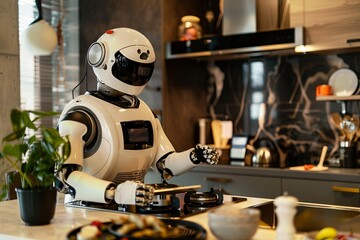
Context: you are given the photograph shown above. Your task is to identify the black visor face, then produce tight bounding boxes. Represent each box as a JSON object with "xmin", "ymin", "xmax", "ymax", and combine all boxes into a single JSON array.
[{"xmin": 112, "ymin": 51, "xmax": 154, "ymax": 86}]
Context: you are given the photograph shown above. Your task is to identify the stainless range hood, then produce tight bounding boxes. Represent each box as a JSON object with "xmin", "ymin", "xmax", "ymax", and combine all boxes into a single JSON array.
[
  {"xmin": 166, "ymin": 0, "xmax": 303, "ymax": 60},
  {"xmin": 166, "ymin": 27, "xmax": 303, "ymax": 59}
]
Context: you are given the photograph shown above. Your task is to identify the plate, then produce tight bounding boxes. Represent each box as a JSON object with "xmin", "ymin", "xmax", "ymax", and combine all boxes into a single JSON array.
[
  {"xmin": 289, "ymin": 166, "xmax": 328, "ymax": 171},
  {"xmin": 108, "ymin": 219, "xmax": 207, "ymax": 240},
  {"xmin": 67, "ymin": 219, "xmax": 207, "ymax": 240},
  {"xmin": 328, "ymin": 68, "xmax": 359, "ymax": 96},
  {"xmin": 303, "ymin": 231, "xmax": 360, "ymax": 240},
  {"xmin": 67, "ymin": 221, "xmax": 113, "ymax": 240}
]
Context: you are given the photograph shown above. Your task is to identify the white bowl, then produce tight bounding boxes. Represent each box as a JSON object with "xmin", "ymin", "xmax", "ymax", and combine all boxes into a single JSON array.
[{"xmin": 208, "ymin": 205, "xmax": 260, "ymax": 240}]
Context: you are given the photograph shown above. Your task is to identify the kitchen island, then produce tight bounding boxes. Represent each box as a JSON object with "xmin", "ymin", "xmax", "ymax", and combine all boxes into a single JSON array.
[{"xmin": 0, "ymin": 193, "xmax": 307, "ymax": 240}]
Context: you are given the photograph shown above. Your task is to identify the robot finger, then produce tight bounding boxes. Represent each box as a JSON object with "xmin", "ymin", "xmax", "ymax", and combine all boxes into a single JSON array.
[
  {"xmin": 136, "ymin": 189, "xmax": 147, "ymax": 197},
  {"xmin": 208, "ymin": 154, "xmax": 219, "ymax": 164},
  {"xmin": 136, "ymin": 182, "xmax": 151, "ymax": 190},
  {"xmin": 145, "ymin": 185, "xmax": 155, "ymax": 193},
  {"xmin": 136, "ymin": 183, "xmax": 155, "ymax": 192},
  {"xmin": 135, "ymin": 196, "xmax": 151, "ymax": 206},
  {"xmin": 145, "ymin": 191, "xmax": 154, "ymax": 200}
]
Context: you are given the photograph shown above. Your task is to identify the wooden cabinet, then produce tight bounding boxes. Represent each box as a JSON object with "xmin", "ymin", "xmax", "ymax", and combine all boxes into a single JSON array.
[
  {"xmin": 290, "ymin": 0, "xmax": 360, "ymax": 52},
  {"xmin": 282, "ymin": 178, "xmax": 360, "ymax": 207}
]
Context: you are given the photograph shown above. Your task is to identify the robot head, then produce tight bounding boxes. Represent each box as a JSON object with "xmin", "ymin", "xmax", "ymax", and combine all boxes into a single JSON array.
[{"xmin": 87, "ymin": 28, "xmax": 155, "ymax": 96}]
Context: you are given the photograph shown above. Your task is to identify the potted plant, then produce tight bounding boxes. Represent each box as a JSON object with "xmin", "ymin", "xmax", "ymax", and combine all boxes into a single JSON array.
[{"xmin": 0, "ymin": 109, "xmax": 70, "ymax": 225}]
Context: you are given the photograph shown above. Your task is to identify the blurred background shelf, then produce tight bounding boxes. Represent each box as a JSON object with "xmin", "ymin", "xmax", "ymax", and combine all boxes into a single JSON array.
[{"xmin": 316, "ymin": 95, "xmax": 360, "ymax": 101}]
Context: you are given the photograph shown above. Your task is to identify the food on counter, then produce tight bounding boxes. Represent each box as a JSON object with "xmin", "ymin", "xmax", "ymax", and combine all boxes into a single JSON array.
[
  {"xmin": 304, "ymin": 164, "xmax": 314, "ymax": 170},
  {"xmin": 69, "ymin": 214, "xmax": 206, "ymax": 239},
  {"xmin": 112, "ymin": 214, "xmax": 179, "ymax": 238},
  {"xmin": 74, "ymin": 220, "xmax": 110, "ymax": 240},
  {"xmin": 76, "ymin": 224, "xmax": 101, "ymax": 240},
  {"xmin": 311, "ymin": 227, "xmax": 360, "ymax": 240},
  {"xmin": 316, "ymin": 227, "xmax": 337, "ymax": 240}
]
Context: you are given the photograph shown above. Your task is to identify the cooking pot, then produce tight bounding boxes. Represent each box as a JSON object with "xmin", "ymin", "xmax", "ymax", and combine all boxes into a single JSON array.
[
  {"xmin": 246, "ymin": 138, "xmax": 279, "ymax": 167},
  {"xmin": 184, "ymin": 188, "xmax": 223, "ymax": 214}
]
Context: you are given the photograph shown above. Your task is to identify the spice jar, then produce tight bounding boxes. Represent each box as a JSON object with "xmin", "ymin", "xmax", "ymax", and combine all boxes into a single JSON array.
[
  {"xmin": 274, "ymin": 193, "xmax": 298, "ymax": 240},
  {"xmin": 178, "ymin": 15, "xmax": 202, "ymax": 41}
]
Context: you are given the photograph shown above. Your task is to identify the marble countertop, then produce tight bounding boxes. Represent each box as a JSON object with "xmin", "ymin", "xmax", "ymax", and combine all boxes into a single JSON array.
[{"xmin": 0, "ymin": 193, "xmax": 307, "ymax": 240}]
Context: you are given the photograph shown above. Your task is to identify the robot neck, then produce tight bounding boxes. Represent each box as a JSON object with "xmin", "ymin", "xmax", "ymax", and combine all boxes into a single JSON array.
[
  {"xmin": 93, "ymin": 82, "xmax": 140, "ymax": 108},
  {"xmin": 97, "ymin": 81, "xmax": 125, "ymax": 98}
]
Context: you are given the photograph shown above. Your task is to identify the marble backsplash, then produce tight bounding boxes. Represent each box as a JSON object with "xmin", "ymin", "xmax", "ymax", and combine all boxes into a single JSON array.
[{"xmin": 210, "ymin": 52, "xmax": 360, "ymax": 167}]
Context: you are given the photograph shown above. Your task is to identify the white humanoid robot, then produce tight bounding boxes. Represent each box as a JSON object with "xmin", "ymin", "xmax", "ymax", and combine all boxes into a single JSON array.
[{"xmin": 56, "ymin": 28, "xmax": 219, "ymax": 207}]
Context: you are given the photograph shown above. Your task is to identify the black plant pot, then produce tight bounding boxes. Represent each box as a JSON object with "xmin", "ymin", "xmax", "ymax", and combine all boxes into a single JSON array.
[{"xmin": 16, "ymin": 187, "xmax": 57, "ymax": 226}]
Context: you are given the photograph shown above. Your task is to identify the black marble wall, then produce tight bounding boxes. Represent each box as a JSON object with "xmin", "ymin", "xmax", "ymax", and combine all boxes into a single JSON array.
[{"xmin": 207, "ymin": 52, "xmax": 360, "ymax": 167}]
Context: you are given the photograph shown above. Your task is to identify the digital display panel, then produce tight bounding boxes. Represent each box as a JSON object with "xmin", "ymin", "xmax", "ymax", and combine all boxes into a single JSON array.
[
  {"xmin": 121, "ymin": 121, "xmax": 153, "ymax": 150},
  {"xmin": 127, "ymin": 128, "xmax": 149, "ymax": 143},
  {"xmin": 230, "ymin": 135, "xmax": 248, "ymax": 160}
]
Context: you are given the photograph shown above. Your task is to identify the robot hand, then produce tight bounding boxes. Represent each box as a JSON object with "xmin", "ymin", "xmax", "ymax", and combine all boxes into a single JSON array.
[
  {"xmin": 113, "ymin": 181, "xmax": 155, "ymax": 206},
  {"xmin": 190, "ymin": 144, "xmax": 220, "ymax": 165}
]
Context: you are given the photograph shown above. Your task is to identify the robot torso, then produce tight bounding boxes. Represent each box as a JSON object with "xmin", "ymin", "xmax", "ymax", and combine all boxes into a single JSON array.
[{"xmin": 60, "ymin": 92, "xmax": 159, "ymax": 184}]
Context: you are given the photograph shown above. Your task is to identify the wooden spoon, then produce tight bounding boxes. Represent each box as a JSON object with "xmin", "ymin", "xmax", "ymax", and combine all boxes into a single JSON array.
[{"xmin": 312, "ymin": 145, "xmax": 328, "ymax": 171}]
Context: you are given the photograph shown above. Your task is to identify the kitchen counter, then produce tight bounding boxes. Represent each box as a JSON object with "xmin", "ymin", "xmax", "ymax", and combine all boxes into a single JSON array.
[
  {"xmin": 0, "ymin": 193, "xmax": 307, "ymax": 240},
  {"xmin": 190, "ymin": 164, "xmax": 360, "ymax": 183},
  {"xmin": 145, "ymin": 165, "xmax": 360, "ymax": 210}
]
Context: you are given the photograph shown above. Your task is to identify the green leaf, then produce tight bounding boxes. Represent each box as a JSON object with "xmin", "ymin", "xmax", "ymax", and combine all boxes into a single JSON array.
[
  {"xmin": 1, "ymin": 109, "xmax": 69, "ymax": 190},
  {"xmin": 2, "ymin": 143, "xmax": 26, "ymax": 160},
  {"xmin": 21, "ymin": 110, "xmax": 37, "ymax": 130}
]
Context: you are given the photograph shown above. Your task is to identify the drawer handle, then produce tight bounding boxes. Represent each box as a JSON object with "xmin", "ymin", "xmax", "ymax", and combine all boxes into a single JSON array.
[
  {"xmin": 347, "ymin": 38, "xmax": 360, "ymax": 44},
  {"xmin": 332, "ymin": 186, "xmax": 360, "ymax": 194},
  {"xmin": 205, "ymin": 177, "xmax": 232, "ymax": 184}
]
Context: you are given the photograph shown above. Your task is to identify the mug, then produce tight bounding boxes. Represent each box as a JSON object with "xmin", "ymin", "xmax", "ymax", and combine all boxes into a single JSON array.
[{"xmin": 316, "ymin": 84, "xmax": 332, "ymax": 96}]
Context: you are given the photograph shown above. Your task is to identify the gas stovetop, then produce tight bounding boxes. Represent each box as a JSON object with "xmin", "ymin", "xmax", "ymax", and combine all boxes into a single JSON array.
[{"xmin": 64, "ymin": 184, "xmax": 247, "ymax": 219}]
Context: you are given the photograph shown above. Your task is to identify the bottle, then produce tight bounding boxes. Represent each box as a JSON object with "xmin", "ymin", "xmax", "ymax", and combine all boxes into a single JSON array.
[
  {"xmin": 178, "ymin": 15, "xmax": 202, "ymax": 41},
  {"xmin": 339, "ymin": 140, "xmax": 357, "ymax": 168},
  {"xmin": 274, "ymin": 193, "xmax": 298, "ymax": 240},
  {"xmin": 204, "ymin": 0, "xmax": 216, "ymax": 37}
]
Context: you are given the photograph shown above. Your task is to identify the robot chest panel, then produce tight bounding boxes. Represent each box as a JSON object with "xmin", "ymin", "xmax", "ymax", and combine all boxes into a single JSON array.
[
  {"xmin": 99, "ymin": 103, "xmax": 158, "ymax": 175},
  {"xmin": 98, "ymin": 100, "xmax": 157, "ymax": 146}
]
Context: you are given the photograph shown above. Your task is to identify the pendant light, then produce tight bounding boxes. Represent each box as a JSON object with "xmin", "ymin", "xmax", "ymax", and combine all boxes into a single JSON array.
[{"xmin": 21, "ymin": 0, "xmax": 58, "ymax": 56}]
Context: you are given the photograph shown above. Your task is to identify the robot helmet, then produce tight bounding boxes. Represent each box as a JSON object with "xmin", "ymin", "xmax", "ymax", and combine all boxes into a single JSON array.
[{"xmin": 87, "ymin": 28, "xmax": 156, "ymax": 96}]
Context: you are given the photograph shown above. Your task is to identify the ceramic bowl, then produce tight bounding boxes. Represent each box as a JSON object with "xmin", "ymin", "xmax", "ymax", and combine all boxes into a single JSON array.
[{"xmin": 208, "ymin": 205, "xmax": 260, "ymax": 240}]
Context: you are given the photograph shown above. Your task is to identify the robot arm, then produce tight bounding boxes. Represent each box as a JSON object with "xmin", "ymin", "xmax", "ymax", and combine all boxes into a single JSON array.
[
  {"xmin": 57, "ymin": 112, "xmax": 115, "ymax": 204},
  {"xmin": 153, "ymin": 118, "xmax": 220, "ymax": 181}
]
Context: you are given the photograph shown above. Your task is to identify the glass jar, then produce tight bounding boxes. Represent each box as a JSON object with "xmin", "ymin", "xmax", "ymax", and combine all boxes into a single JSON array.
[{"xmin": 178, "ymin": 15, "xmax": 202, "ymax": 41}]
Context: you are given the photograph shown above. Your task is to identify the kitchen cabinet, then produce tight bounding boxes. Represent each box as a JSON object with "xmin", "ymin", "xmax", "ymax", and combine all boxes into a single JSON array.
[
  {"xmin": 282, "ymin": 178, "xmax": 360, "ymax": 207},
  {"xmin": 290, "ymin": 0, "xmax": 360, "ymax": 52},
  {"xmin": 145, "ymin": 169, "xmax": 282, "ymax": 198},
  {"xmin": 171, "ymin": 171, "xmax": 282, "ymax": 199},
  {"xmin": 146, "ymin": 169, "xmax": 282, "ymax": 199}
]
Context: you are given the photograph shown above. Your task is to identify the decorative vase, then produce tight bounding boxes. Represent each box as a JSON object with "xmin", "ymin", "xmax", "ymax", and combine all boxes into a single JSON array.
[{"xmin": 15, "ymin": 187, "xmax": 57, "ymax": 226}]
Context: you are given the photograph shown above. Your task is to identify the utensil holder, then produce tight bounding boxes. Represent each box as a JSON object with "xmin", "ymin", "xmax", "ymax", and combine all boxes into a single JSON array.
[{"xmin": 339, "ymin": 141, "xmax": 357, "ymax": 168}]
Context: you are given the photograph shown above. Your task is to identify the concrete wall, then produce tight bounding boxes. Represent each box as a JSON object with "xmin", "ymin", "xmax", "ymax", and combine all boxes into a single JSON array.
[{"xmin": 0, "ymin": 0, "xmax": 20, "ymax": 188}]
